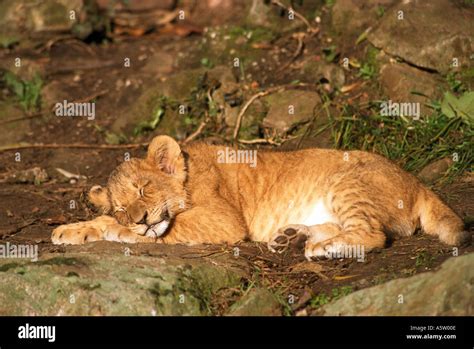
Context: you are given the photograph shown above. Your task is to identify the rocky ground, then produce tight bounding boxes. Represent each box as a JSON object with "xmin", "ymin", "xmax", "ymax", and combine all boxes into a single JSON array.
[{"xmin": 0, "ymin": 0, "xmax": 473, "ymax": 316}]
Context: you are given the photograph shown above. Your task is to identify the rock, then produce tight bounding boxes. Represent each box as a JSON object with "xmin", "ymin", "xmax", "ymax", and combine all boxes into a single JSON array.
[
  {"xmin": 184, "ymin": 0, "xmax": 250, "ymax": 27},
  {"xmin": 5, "ymin": 167, "xmax": 49, "ymax": 184},
  {"xmin": 302, "ymin": 58, "xmax": 346, "ymax": 90},
  {"xmin": 379, "ymin": 62, "xmax": 445, "ymax": 116},
  {"xmin": 0, "ymin": 252, "xmax": 244, "ymax": 315},
  {"xmin": 111, "ymin": 68, "xmax": 205, "ymax": 137},
  {"xmin": 332, "ymin": 0, "xmax": 399, "ymax": 37},
  {"xmin": 0, "ymin": 0, "xmax": 83, "ymax": 48},
  {"xmin": 262, "ymin": 90, "xmax": 322, "ymax": 133},
  {"xmin": 226, "ymin": 288, "xmax": 281, "ymax": 316},
  {"xmin": 111, "ymin": 66, "xmax": 240, "ymax": 139},
  {"xmin": 418, "ymin": 157, "xmax": 454, "ymax": 183},
  {"xmin": 246, "ymin": 0, "xmax": 305, "ymax": 32},
  {"xmin": 368, "ymin": 0, "xmax": 474, "ymax": 74},
  {"xmin": 96, "ymin": 0, "xmax": 176, "ymax": 12},
  {"xmin": 140, "ymin": 51, "xmax": 175, "ymax": 77},
  {"xmin": 319, "ymin": 254, "xmax": 474, "ymax": 316}
]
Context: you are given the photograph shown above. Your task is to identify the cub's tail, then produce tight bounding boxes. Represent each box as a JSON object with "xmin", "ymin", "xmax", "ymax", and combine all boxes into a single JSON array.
[{"xmin": 418, "ymin": 188, "xmax": 471, "ymax": 246}]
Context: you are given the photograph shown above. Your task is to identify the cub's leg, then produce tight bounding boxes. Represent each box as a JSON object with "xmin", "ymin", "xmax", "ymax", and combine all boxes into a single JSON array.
[
  {"xmin": 269, "ymin": 208, "xmax": 385, "ymax": 260},
  {"xmin": 304, "ymin": 214, "xmax": 386, "ymax": 260},
  {"xmin": 51, "ymin": 216, "xmax": 157, "ymax": 245}
]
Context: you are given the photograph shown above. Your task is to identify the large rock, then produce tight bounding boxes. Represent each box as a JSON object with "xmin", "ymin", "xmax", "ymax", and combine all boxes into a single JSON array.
[
  {"xmin": 0, "ymin": 252, "xmax": 244, "ymax": 315},
  {"xmin": 262, "ymin": 90, "xmax": 322, "ymax": 133},
  {"xmin": 0, "ymin": 0, "xmax": 83, "ymax": 48},
  {"xmin": 332, "ymin": 0, "xmax": 399, "ymax": 37},
  {"xmin": 111, "ymin": 68, "xmax": 205, "ymax": 137},
  {"xmin": 226, "ymin": 288, "xmax": 281, "ymax": 316},
  {"xmin": 302, "ymin": 59, "xmax": 346, "ymax": 90},
  {"xmin": 368, "ymin": 0, "xmax": 474, "ymax": 73},
  {"xmin": 379, "ymin": 62, "xmax": 446, "ymax": 116},
  {"xmin": 418, "ymin": 157, "xmax": 454, "ymax": 184},
  {"xmin": 319, "ymin": 254, "xmax": 474, "ymax": 316}
]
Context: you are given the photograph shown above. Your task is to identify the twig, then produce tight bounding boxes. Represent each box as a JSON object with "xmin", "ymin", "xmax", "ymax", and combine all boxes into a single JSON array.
[
  {"xmin": 271, "ymin": 0, "xmax": 319, "ymax": 33},
  {"xmin": 72, "ymin": 89, "xmax": 109, "ymax": 104},
  {"xmin": 238, "ymin": 135, "xmax": 298, "ymax": 146},
  {"xmin": 238, "ymin": 138, "xmax": 281, "ymax": 145},
  {"xmin": 277, "ymin": 32, "xmax": 306, "ymax": 73},
  {"xmin": 233, "ymin": 87, "xmax": 283, "ymax": 140},
  {"xmin": 0, "ymin": 143, "xmax": 149, "ymax": 152},
  {"xmin": 0, "ymin": 219, "xmax": 38, "ymax": 238},
  {"xmin": 182, "ymin": 118, "xmax": 209, "ymax": 145},
  {"xmin": 0, "ymin": 112, "xmax": 45, "ymax": 125},
  {"xmin": 232, "ymin": 82, "xmax": 312, "ymax": 141}
]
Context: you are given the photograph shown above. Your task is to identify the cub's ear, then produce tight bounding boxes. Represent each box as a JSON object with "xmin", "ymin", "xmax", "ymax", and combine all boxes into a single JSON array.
[
  {"xmin": 146, "ymin": 135, "xmax": 183, "ymax": 175},
  {"xmin": 88, "ymin": 185, "xmax": 111, "ymax": 213}
]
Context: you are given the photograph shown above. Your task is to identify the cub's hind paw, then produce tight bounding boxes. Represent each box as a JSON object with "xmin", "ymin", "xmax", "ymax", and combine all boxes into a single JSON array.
[{"xmin": 268, "ymin": 225, "xmax": 309, "ymax": 253}]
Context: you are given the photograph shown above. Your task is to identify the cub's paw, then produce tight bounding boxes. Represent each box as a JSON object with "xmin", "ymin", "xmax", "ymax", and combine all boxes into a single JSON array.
[
  {"xmin": 52, "ymin": 223, "xmax": 103, "ymax": 245},
  {"xmin": 304, "ymin": 240, "xmax": 334, "ymax": 260},
  {"xmin": 304, "ymin": 237, "xmax": 366, "ymax": 262},
  {"xmin": 268, "ymin": 225, "xmax": 309, "ymax": 253}
]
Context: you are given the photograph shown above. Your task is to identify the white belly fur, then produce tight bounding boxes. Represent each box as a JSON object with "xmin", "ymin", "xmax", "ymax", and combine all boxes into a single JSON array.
[{"xmin": 298, "ymin": 199, "xmax": 337, "ymax": 226}]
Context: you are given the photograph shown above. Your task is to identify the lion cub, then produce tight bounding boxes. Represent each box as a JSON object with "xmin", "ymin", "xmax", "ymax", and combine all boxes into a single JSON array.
[{"xmin": 52, "ymin": 135, "xmax": 470, "ymax": 259}]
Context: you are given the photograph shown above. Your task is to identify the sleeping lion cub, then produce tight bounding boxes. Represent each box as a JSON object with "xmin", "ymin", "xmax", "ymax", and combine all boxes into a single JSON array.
[{"xmin": 52, "ymin": 135, "xmax": 470, "ymax": 259}]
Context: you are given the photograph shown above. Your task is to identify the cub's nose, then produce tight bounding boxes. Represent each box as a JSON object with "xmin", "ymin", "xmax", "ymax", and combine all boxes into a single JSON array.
[{"xmin": 137, "ymin": 211, "xmax": 148, "ymax": 225}]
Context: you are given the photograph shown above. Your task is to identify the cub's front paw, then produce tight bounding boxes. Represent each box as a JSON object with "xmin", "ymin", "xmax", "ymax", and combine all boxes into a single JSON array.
[{"xmin": 52, "ymin": 223, "xmax": 103, "ymax": 245}]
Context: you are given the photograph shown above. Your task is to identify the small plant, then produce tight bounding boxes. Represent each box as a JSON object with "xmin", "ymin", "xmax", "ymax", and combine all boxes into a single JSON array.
[
  {"xmin": 446, "ymin": 72, "xmax": 464, "ymax": 93},
  {"xmin": 134, "ymin": 97, "xmax": 169, "ymax": 136},
  {"xmin": 415, "ymin": 251, "xmax": 435, "ymax": 268},
  {"xmin": 358, "ymin": 63, "xmax": 376, "ymax": 80},
  {"xmin": 323, "ymin": 45, "xmax": 338, "ymax": 63},
  {"xmin": 200, "ymin": 57, "xmax": 214, "ymax": 69},
  {"xmin": 331, "ymin": 286, "xmax": 353, "ymax": 300},
  {"xmin": 310, "ymin": 286, "xmax": 353, "ymax": 308},
  {"xmin": 134, "ymin": 106, "xmax": 164, "ymax": 136},
  {"xmin": 2, "ymin": 71, "xmax": 43, "ymax": 111},
  {"xmin": 376, "ymin": 5, "xmax": 385, "ymax": 17},
  {"xmin": 440, "ymin": 91, "xmax": 474, "ymax": 126},
  {"xmin": 310, "ymin": 292, "xmax": 330, "ymax": 308}
]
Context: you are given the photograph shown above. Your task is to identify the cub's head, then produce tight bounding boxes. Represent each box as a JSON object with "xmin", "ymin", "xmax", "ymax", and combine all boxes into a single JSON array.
[{"xmin": 88, "ymin": 135, "xmax": 188, "ymax": 238}]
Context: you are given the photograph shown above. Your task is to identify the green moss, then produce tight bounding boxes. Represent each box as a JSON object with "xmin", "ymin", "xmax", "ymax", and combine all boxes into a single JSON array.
[
  {"xmin": 0, "ymin": 262, "xmax": 21, "ymax": 272},
  {"xmin": 37, "ymin": 257, "xmax": 87, "ymax": 267}
]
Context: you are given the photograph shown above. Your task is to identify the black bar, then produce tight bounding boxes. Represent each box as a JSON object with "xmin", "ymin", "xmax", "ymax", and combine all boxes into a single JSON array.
[{"xmin": 0, "ymin": 316, "xmax": 472, "ymax": 348}]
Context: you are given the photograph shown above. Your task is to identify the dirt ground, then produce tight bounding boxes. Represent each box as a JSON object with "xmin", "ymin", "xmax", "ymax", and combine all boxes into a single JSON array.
[{"xmin": 0, "ymin": 0, "xmax": 473, "ymax": 315}]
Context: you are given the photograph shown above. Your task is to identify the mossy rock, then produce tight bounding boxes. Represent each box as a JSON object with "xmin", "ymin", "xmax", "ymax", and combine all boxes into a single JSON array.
[{"xmin": 0, "ymin": 253, "xmax": 244, "ymax": 315}]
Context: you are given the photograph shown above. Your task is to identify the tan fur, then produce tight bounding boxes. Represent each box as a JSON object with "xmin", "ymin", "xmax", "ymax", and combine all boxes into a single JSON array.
[{"xmin": 51, "ymin": 135, "xmax": 470, "ymax": 258}]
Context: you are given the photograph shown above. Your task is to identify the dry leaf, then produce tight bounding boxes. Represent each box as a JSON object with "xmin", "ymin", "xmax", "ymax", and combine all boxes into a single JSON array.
[{"xmin": 333, "ymin": 274, "xmax": 359, "ymax": 280}]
